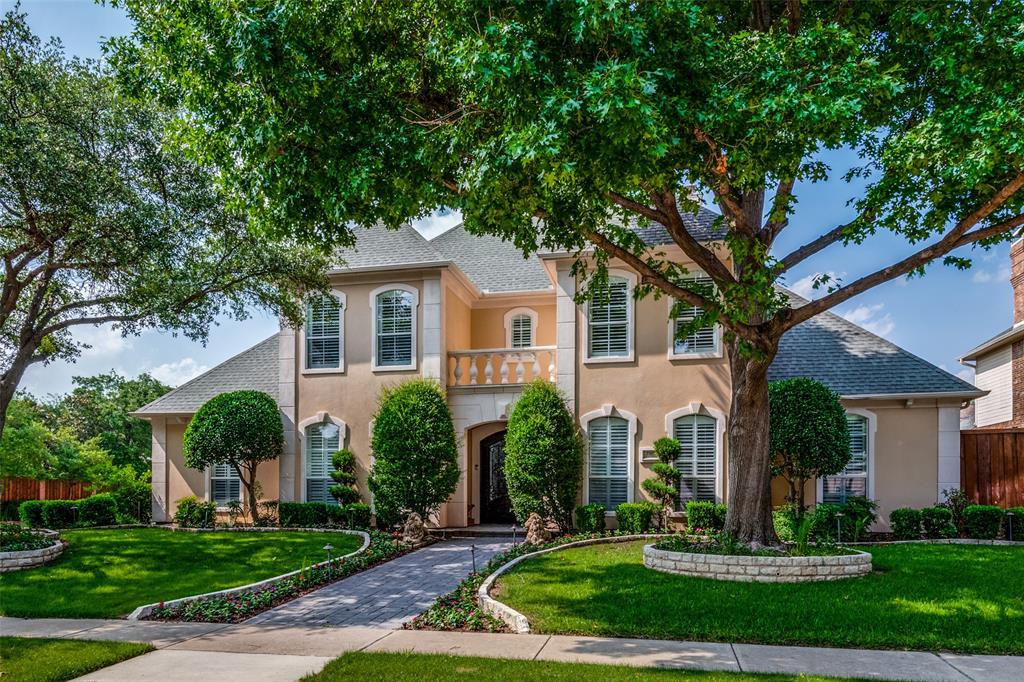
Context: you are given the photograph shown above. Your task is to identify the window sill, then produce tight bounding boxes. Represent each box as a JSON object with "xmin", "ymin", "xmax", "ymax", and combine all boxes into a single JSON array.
[
  {"xmin": 583, "ymin": 354, "xmax": 635, "ymax": 365},
  {"xmin": 668, "ymin": 350, "xmax": 723, "ymax": 361},
  {"xmin": 372, "ymin": 363, "xmax": 418, "ymax": 373},
  {"xmin": 302, "ymin": 367, "xmax": 346, "ymax": 376}
]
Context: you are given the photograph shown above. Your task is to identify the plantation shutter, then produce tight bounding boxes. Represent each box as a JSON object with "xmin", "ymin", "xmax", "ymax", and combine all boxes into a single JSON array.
[
  {"xmin": 376, "ymin": 290, "xmax": 414, "ymax": 366},
  {"xmin": 305, "ymin": 295, "xmax": 341, "ymax": 369},
  {"xmin": 305, "ymin": 423, "xmax": 340, "ymax": 504},
  {"xmin": 674, "ymin": 415, "xmax": 717, "ymax": 505},
  {"xmin": 673, "ymin": 276, "xmax": 717, "ymax": 355},
  {"xmin": 211, "ymin": 463, "xmax": 240, "ymax": 505},
  {"xmin": 823, "ymin": 415, "xmax": 869, "ymax": 504},
  {"xmin": 587, "ymin": 417, "xmax": 630, "ymax": 508},
  {"xmin": 588, "ymin": 277, "xmax": 630, "ymax": 358},
  {"xmin": 510, "ymin": 314, "xmax": 533, "ymax": 348}
]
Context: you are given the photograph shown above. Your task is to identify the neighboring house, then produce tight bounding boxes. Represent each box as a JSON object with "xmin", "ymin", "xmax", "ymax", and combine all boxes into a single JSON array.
[
  {"xmin": 135, "ymin": 213, "xmax": 983, "ymax": 531},
  {"xmin": 960, "ymin": 237, "xmax": 1024, "ymax": 428}
]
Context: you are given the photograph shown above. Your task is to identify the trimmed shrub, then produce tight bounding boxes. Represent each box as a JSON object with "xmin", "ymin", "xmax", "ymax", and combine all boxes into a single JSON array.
[
  {"xmin": 79, "ymin": 494, "xmax": 117, "ymax": 527},
  {"xmin": 278, "ymin": 501, "xmax": 329, "ymax": 528},
  {"xmin": 772, "ymin": 504, "xmax": 799, "ymax": 542},
  {"xmin": 41, "ymin": 500, "xmax": 78, "ymax": 529},
  {"xmin": 329, "ymin": 449, "xmax": 361, "ymax": 506},
  {"xmin": 1, "ymin": 499, "xmax": 29, "ymax": 521},
  {"xmin": 345, "ymin": 503, "xmax": 371, "ymax": 528},
  {"xmin": 686, "ymin": 501, "xmax": 727, "ymax": 533},
  {"xmin": 843, "ymin": 496, "xmax": 880, "ymax": 541},
  {"xmin": 173, "ymin": 496, "xmax": 217, "ymax": 528},
  {"xmin": 890, "ymin": 507, "xmax": 922, "ymax": 540},
  {"xmin": 808, "ymin": 497, "xmax": 878, "ymax": 542},
  {"xmin": 503, "ymin": 380, "xmax": 584, "ymax": 531},
  {"xmin": 325, "ymin": 503, "xmax": 347, "ymax": 527},
  {"xmin": 964, "ymin": 505, "xmax": 1003, "ymax": 539},
  {"xmin": 575, "ymin": 503, "xmax": 606, "ymax": 533},
  {"xmin": 921, "ymin": 506, "xmax": 956, "ymax": 539},
  {"xmin": 641, "ymin": 437, "xmax": 681, "ymax": 528},
  {"xmin": 1007, "ymin": 507, "xmax": 1024, "ymax": 540},
  {"xmin": 369, "ymin": 379, "xmax": 460, "ymax": 526},
  {"xmin": 18, "ymin": 500, "xmax": 45, "ymax": 528},
  {"xmin": 615, "ymin": 502, "xmax": 659, "ymax": 534},
  {"xmin": 940, "ymin": 487, "xmax": 973, "ymax": 535},
  {"xmin": 111, "ymin": 479, "xmax": 152, "ymax": 524}
]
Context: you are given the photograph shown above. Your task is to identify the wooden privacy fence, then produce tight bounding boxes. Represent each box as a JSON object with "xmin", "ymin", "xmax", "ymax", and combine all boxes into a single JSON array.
[
  {"xmin": 1, "ymin": 477, "xmax": 88, "ymax": 502},
  {"xmin": 961, "ymin": 429, "xmax": 1024, "ymax": 508}
]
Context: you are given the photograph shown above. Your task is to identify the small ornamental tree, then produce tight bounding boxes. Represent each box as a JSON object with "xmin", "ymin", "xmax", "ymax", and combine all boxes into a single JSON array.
[
  {"xmin": 368, "ymin": 379, "xmax": 460, "ymax": 524},
  {"xmin": 641, "ymin": 437, "xmax": 682, "ymax": 529},
  {"xmin": 329, "ymin": 449, "xmax": 360, "ymax": 506},
  {"xmin": 503, "ymin": 380, "xmax": 583, "ymax": 532},
  {"xmin": 769, "ymin": 378, "xmax": 850, "ymax": 514},
  {"xmin": 182, "ymin": 390, "xmax": 283, "ymax": 524}
]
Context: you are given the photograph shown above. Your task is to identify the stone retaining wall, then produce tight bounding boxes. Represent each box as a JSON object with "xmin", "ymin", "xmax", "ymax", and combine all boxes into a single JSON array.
[
  {"xmin": 0, "ymin": 537, "xmax": 65, "ymax": 572},
  {"xmin": 643, "ymin": 544, "xmax": 872, "ymax": 583}
]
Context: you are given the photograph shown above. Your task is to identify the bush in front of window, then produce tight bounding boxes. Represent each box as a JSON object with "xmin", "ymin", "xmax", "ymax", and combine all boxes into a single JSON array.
[
  {"xmin": 345, "ymin": 503, "xmax": 371, "ymax": 528},
  {"xmin": 78, "ymin": 494, "xmax": 118, "ymax": 527},
  {"xmin": 889, "ymin": 507, "xmax": 922, "ymax": 540},
  {"xmin": 329, "ymin": 449, "xmax": 361, "ymax": 506},
  {"xmin": 615, "ymin": 502, "xmax": 660, "ymax": 533},
  {"xmin": 768, "ymin": 378, "xmax": 851, "ymax": 515},
  {"xmin": 641, "ymin": 437, "xmax": 681, "ymax": 529},
  {"xmin": 575, "ymin": 503, "xmax": 606, "ymax": 532},
  {"xmin": 964, "ymin": 505, "xmax": 1004, "ymax": 540},
  {"xmin": 173, "ymin": 496, "xmax": 217, "ymax": 528},
  {"xmin": 503, "ymin": 380, "xmax": 584, "ymax": 532},
  {"xmin": 920, "ymin": 506, "xmax": 956, "ymax": 539},
  {"xmin": 279, "ymin": 501, "xmax": 329, "ymax": 528},
  {"xmin": 686, "ymin": 500, "xmax": 727, "ymax": 533},
  {"xmin": 808, "ymin": 497, "xmax": 877, "ymax": 542},
  {"xmin": 368, "ymin": 379, "xmax": 460, "ymax": 527}
]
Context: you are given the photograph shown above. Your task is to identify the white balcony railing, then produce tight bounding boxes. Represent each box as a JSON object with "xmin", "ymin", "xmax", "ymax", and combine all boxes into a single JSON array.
[{"xmin": 447, "ymin": 346, "xmax": 557, "ymax": 387}]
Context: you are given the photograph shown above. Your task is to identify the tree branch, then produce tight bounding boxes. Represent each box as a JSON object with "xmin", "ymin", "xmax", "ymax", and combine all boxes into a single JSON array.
[
  {"xmin": 654, "ymin": 190, "xmax": 738, "ymax": 286},
  {"xmin": 777, "ymin": 220, "xmax": 860, "ymax": 273}
]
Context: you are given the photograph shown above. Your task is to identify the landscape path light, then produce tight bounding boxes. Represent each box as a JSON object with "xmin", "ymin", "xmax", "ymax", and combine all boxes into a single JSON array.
[
  {"xmin": 323, "ymin": 543, "xmax": 334, "ymax": 564},
  {"xmin": 1007, "ymin": 512, "xmax": 1015, "ymax": 543}
]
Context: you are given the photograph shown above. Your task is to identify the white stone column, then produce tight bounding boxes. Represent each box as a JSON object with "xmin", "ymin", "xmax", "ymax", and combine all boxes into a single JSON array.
[
  {"xmin": 555, "ymin": 265, "xmax": 577, "ymax": 413},
  {"xmin": 422, "ymin": 275, "xmax": 443, "ymax": 379},
  {"xmin": 150, "ymin": 417, "xmax": 168, "ymax": 522},
  {"xmin": 278, "ymin": 325, "xmax": 298, "ymax": 502},
  {"xmin": 937, "ymin": 405, "xmax": 961, "ymax": 501}
]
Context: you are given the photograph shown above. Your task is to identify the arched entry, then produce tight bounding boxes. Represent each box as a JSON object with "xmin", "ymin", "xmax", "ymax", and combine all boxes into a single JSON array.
[{"xmin": 479, "ymin": 431, "xmax": 515, "ymax": 523}]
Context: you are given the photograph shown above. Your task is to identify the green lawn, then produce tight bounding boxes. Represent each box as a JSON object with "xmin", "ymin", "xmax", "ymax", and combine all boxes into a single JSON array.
[
  {"xmin": 0, "ymin": 528, "xmax": 363, "ymax": 618},
  {"xmin": 496, "ymin": 541, "xmax": 1024, "ymax": 655},
  {"xmin": 302, "ymin": 652, "xmax": 860, "ymax": 681},
  {"xmin": 0, "ymin": 637, "xmax": 153, "ymax": 682}
]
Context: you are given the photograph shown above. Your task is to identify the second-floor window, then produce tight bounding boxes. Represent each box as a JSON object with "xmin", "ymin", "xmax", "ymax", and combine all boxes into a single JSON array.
[
  {"xmin": 374, "ymin": 288, "xmax": 415, "ymax": 369},
  {"xmin": 587, "ymin": 275, "xmax": 632, "ymax": 360},
  {"xmin": 670, "ymin": 275, "xmax": 719, "ymax": 357},
  {"xmin": 504, "ymin": 307, "xmax": 538, "ymax": 348},
  {"xmin": 305, "ymin": 293, "xmax": 342, "ymax": 370}
]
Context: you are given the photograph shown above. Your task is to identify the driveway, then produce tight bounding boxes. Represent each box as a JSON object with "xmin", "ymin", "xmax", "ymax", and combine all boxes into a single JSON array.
[{"xmin": 243, "ymin": 538, "xmax": 510, "ymax": 629}]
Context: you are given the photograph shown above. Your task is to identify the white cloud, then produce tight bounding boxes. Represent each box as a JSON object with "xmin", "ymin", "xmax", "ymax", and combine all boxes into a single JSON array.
[
  {"xmin": 74, "ymin": 324, "xmax": 133, "ymax": 357},
  {"xmin": 788, "ymin": 272, "xmax": 844, "ymax": 300},
  {"xmin": 147, "ymin": 358, "xmax": 209, "ymax": 387},
  {"xmin": 412, "ymin": 210, "xmax": 464, "ymax": 240},
  {"xmin": 971, "ymin": 266, "xmax": 1010, "ymax": 284},
  {"xmin": 838, "ymin": 303, "xmax": 896, "ymax": 338},
  {"xmin": 956, "ymin": 367, "xmax": 975, "ymax": 383}
]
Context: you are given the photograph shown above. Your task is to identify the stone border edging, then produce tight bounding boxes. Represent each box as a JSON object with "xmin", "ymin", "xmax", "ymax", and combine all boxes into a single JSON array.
[
  {"xmin": 644, "ymin": 544, "xmax": 872, "ymax": 583},
  {"xmin": 0, "ymin": 533, "xmax": 65, "ymax": 573},
  {"xmin": 848, "ymin": 538, "xmax": 1023, "ymax": 546},
  {"xmin": 126, "ymin": 529, "xmax": 370, "ymax": 620},
  {"xmin": 478, "ymin": 534, "xmax": 666, "ymax": 634}
]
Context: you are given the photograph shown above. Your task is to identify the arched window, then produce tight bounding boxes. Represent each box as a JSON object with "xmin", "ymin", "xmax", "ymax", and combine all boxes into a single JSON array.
[
  {"xmin": 823, "ymin": 414, "xmax": 870, "ymax": 503},
  {"xmin": 673, "ymin": 414, "xmax": 718, "ymax": 504},
  {"xmin": 304, "ymin": 293, "xmax": 344, "ymax": 370},
  {"xmin": 586, "ymin": 274, "xmax": 633, "ymax": 360},
  {"xmin": 587, "ymin": 416, "xmax": 630, "ymax": 509},
  {"xmin": 504, "ymin": 308, "xmax": 537, "ymax": 348},
  {"xmin": 305, "ymin": 421, "xmax": 340, "ymax": 504},
  {"xmin": 372, "ymin": 287, "xmax": 416, "ymax": 370}
]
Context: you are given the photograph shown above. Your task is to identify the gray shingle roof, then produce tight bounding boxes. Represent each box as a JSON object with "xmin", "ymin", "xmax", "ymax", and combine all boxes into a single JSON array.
[
  {"xmin": 431, "ymin": 226, "xmax": 552, "ymax": 293},
  {"xmin": 960, "ymin": 323, "xmax": 1024, "ymax": 362},
  {"xmin": 771, "ymin": 291, "xmax": 982, "ymax": 397},
  {"xmin": 133, "ymin": 334, "xmax": 280, "ymax": 415},
  {"xmin": 334, "ymin": 224, "xmax": 448, "ymax": 271},
  {"xmin": 631, "ymin": 206, "xmax": 726, "ymax": 245}
]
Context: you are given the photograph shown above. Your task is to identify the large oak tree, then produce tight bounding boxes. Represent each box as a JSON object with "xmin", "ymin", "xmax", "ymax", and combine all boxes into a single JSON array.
[{"xmin": 114, "ymin": 0, "xmax": 1023, "ymax": 545}]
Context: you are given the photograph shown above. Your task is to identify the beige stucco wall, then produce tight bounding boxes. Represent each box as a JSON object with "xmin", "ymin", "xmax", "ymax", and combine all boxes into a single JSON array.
[{"xmin": 470, "ymin": 303, "xmax": 556, "ymax": 348}]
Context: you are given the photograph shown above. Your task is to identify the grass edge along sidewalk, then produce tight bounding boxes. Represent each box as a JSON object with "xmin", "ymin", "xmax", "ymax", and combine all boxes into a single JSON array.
[{"xmin": 0, "ymin": 637, "xmax": 153, "ymax": 682}]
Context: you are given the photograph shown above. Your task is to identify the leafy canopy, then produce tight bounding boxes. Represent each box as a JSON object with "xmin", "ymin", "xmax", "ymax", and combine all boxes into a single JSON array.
[{"xmin": 183, "ymin": 391, "xmax": 284, "ymax": 472}]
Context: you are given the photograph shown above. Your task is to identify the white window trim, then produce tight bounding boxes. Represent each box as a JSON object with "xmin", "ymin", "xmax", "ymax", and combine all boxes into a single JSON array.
[
  {"xmin": 298, "ymin": 413, "xmax": 348, "ymax": 503},
  {"xmin": 584, "ymin": 269, "xmax": 636, "ymax": 364},
  {"xmin": 301, "ymin": 289, "xmax": 347, "ymax": 374},
  {"xmin": 817, "ymin": 408, "xmax": 877, "ymax": 504},
  {"xmin": 581, "ymin": 404, "xmax": 638, "ymax": 515},
  {"xmin": 369, "ymin": 284, "xmax": 419, "ymax": 372},
  {"xmin": 665, "ymin": 402, "xmax": 726, "ymax": 503},
  {"xmin": 205, "ymin": 464, "xmax": 241, "ymax": 511},
  {"xmin": 503, "ymin": 307, "xmax": 539, "ymax": 348}
]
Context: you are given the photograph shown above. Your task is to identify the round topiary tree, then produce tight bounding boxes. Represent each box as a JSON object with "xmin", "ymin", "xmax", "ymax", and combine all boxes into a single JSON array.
[
  {"xmin": 368, "ymin": 379, "xmax": 460, "ymax": 525},
  {"xmin": 769, "ymin": 378, "xmax": 851, "ymax": 515},
  {"xmin": 641, "ymin": 437, "xmax": 682, "ymax": 529},
  {"xmin": 503, "ymin": 380, "xmax": 583, "ymax": 532},
  {"xmin": 329, "ymin": 448, "xmax": 361, "ymax": 505},
  {"xmin": 183, "ymin": 390, "xmax": 283, "ymax": 525}
]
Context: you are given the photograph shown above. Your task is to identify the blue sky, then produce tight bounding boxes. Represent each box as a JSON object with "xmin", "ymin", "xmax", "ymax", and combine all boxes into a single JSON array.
[{"xmin": 13, "ymin": 1, "xmax": 1011, "ymax": 396}]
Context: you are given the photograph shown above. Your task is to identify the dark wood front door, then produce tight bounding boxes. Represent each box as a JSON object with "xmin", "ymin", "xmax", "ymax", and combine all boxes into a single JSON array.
[{"xmin": 480, "ymin": 432, "xmax": 515, "ymax": 524}]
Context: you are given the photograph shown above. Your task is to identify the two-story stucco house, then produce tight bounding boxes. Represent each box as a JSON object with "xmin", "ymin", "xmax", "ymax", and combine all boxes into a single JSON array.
[{"xmin": 135, "ymin": 213, "xmax": 983, "ymax": 530}]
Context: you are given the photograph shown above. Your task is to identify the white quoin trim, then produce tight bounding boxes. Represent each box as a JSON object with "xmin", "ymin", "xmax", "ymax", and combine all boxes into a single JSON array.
[
  {"xmin": 369, "ymin": 283, "xmax": 419, "ymax": 372},
  {"xmin": 581, "ymin": 404, "xmax": 639, "ymax": 514},
  {"xmin": 300, "ymin": 289, "xmax": 347, "ymax": 374},
  {"xmin": 665, "ymin": 402, "xmax": 727, "ymax": 503}
]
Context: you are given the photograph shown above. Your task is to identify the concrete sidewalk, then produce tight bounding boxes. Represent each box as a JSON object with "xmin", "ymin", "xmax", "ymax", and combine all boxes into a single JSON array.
[{"xmin": 1, "ymin": 617, "xmax": 1019, "ymax": 682}]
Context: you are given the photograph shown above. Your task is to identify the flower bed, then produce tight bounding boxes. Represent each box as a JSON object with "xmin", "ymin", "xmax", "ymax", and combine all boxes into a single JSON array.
[
  {"xmin": 0, "ymin": 526, "xmax": 63, "ymax": 573},
  {"xmin": 144, "ymin": 529, "xmax": 407, "ymax": 622}
]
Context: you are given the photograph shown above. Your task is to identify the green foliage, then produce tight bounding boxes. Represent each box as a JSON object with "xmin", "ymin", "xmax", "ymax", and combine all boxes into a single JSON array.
[
  {"xmin": 0, "ymin": 398, "xmax": 53, "ymax": 479},
  {"xmin": 279, "ymin": 502, "xmax": 329, "ymax": 528},
  {"xmin": 808, "ymin": 497, "xmax": 878, "ymax": 542},
  {"xmin": 40, "ymin": 500, "xmax": 78, "ymax": 529},
  {"xmin": 346, "ymin": 503, "xmax": 371, "ymax": 528},
  {"xmin": 0, "ymin": 525, "xmax": 53, "ymax": 552},
  {"xmin": 17, "ymin": 500, "xmax": 45, "ymax": 528},
  {"xmin": 0, "ymin": 637, "xmax": 153, "ymax": 682},
  {"xmin": 502, "ymin": 381, "xmax": 583, "ymax": 531},
  {"xmin": 109, "ymin": 473, "xmax": 153, "ymax": 524},
  {"xmin": 686, "ymin": 501, "xmax": 727, "ymax": 533},
  {"xmin": 921, "ymin": 506, "xmax": 957, "ymax": 539},
  {"xmin": 173, "ymin": 496, "xmax": 217, "ymax": 528},
  {"xmin": 641, "ymin": 437, "xmax": 681, "ymax": 529},
  {"xmin": 615, "ymin": 502, "xmax": 660, "ymax": 534},
  {"xmin": 769, "ymin": 379, "xmax": 850, "ymax": 512},
  {"xmin": 78, "ymin": 494, "xmax": 118, "ymax": 527},
  {"xmin": 329, "ymin": 449, "xmax": 361, "ymax": 506},
  {"xmin": 940, "ymin": 488, "xmax": 973, "ymax": 535},
  {"xmin": 773, "ymin": 504, "xmax": 799, "ymax": 543},
  {"xmin": 575, "ymin": 503, "xmax": 606, "ymax": 533},
  {"xmin": 964, "ymin": 505, "xmax": 1004, "ymax": 540},
  {"xmin": 369, "ymin": 379, "xmax": 461, "ymax": 524},
  {"xmin": 890, "ymin": 508, "xmax": 923, "ymax": 540}
]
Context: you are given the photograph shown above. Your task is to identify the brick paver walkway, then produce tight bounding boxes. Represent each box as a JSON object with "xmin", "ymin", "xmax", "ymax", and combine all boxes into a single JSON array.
[{"xmin": 243, "ymin": 538, "xmax": 510, "ymax": 629}]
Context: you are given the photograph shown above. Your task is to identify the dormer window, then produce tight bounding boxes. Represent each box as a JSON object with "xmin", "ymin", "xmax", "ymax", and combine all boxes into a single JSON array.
[
  {"xmin": 304, "ymin": 292, "xmax": 345, "ymax": 371},
  {"xmin": 504, "ymin": 307, "xmax": 538, "ymax": 348}
]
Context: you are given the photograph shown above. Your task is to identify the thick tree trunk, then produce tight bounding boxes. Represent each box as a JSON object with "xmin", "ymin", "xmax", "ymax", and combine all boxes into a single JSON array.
[
  {"xmin": 0, "ymin": 359, "xmax": 32, "ymax": 435},
  {"xmin": 724, "ymin": 345, "xmax": 779, "ymax": 548}
]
